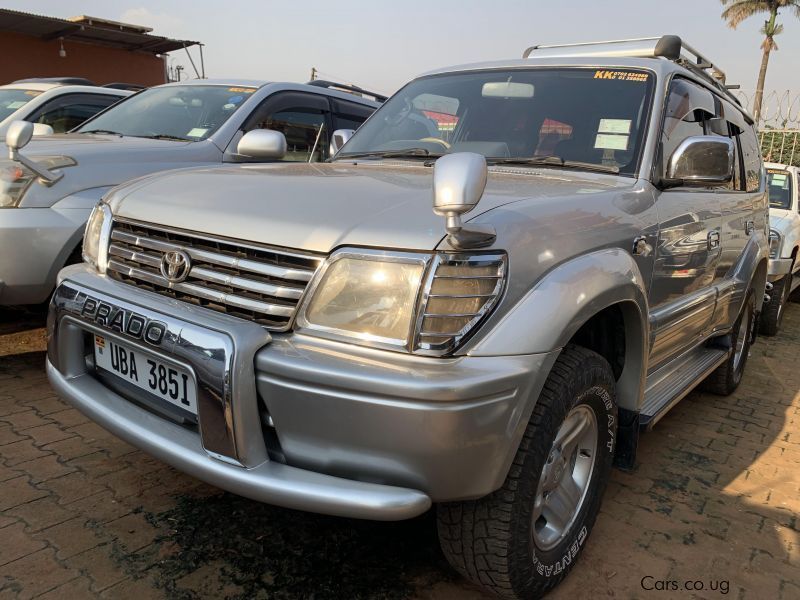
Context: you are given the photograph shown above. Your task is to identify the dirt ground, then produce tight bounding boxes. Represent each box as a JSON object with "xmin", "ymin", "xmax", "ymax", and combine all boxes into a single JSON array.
[{"xmin": 0, "ymin": 304, "xmax": 798, "ymax": 599}]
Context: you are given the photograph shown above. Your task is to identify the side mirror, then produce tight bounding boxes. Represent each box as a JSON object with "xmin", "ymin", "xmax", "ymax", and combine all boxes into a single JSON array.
[
  {"xmin": 32, "ymin": 123, "xmax": 54, "ymax": 136},
  {"xmin": 6, "ymin": 120, "xmax": 62, "ymax": 185},
  {"xmin": 329, "ymin": 128, "xmax": 355, "ymax": 155},
  {"xmin": 236, "ymin": 129, "xmax": 287, "ymax": 160},
  {"xmin": 432, "ymin": 152, "xmax": 495, "ymax": 248},
  {"xmin": 665, "ymin": 136, "xmax": 734, "ymax": 187},
  {"xmin": 6, "ymin": 120, "xmax": 34, "ymax": 151}
]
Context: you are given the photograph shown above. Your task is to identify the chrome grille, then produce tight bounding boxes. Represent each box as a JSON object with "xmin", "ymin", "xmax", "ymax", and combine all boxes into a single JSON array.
[{"xmin": 106, "ymin": 220, "xmax": 322, "ymax": 330}]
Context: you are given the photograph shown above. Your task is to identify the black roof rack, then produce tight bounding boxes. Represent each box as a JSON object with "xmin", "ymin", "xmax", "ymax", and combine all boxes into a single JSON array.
[
  {"xmin": 13, "ymin": 76, "xmax": 96, "ymax": 86},
  {"xmin": 306, "ymin": 79, "xmax": 387, "ymax": 103},
  {"xmin": 102, "ymin": 82, "xmax": 147, "ymax": 91},
  {"xmin": 522, "ymin": 35, "xmax": 744, "ymax": 110}
]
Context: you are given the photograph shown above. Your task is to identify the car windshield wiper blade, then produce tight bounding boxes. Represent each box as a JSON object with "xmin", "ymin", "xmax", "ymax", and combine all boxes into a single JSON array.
[
  {"xmin": 81, "ymin": 129, "xmax": 124, "ymax": 136},
  {"xmin": 487, "ymin": 156, "xmax": 620, "ymax": 174},
  {"xmin": 336, "ymin": 148, "xmax": 440, "ymax": 160},
  {"xmin": 137, "ymin": 134, "xmax": 193, "ymax": 141}
]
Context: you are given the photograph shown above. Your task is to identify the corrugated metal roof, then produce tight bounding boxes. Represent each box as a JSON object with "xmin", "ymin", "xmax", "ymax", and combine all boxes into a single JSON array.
[{"xmin": 0, "ymin": 8, "xmax": 199, "ymax": 54}]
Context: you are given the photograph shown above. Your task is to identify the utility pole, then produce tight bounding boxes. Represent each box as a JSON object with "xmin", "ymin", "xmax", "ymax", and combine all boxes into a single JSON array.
[{"xmin": 310, "ymin": 67, "xmax": 317, "ymax": 81}]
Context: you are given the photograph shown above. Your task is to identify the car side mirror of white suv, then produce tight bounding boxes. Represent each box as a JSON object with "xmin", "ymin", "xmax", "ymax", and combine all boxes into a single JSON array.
[
  {"xmin": 236, "ymin": 129, "xmax": 287, "ymax": 160},
  {"xmin": 32, "ymin": 123, "xmax": 54, "ymax": 136}
]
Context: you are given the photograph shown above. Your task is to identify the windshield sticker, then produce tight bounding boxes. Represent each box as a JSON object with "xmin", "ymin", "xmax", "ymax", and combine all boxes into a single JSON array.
[
  {"xmin": 770, "ymin": 174, "xmax": 787, "ymax": 185},
  {"xmin": 595, "ymin": 133, "xmax": 629, "ymax": 150},
  {"xmin": 6, "ymin": 101, "xmax": 26, "ymax": 109},
  {"xmin": 187, "ymin": 127, "xmax": 208, "ymax": 138},
  {"xmin": 598, "ymin": 119, "xmax": 631, "ymax": 135},
  {"xmin": 24, "ymin": 90, "xmax": 42, "ymax": 96},
  {"xmin": 228, "ymin": 95, "xmax": 244, "ymax": 104},
  {"xmin": 593, "ymin": 70, "xmax": 648, "ymax": 82},
  {"xmin": 227, "ymin": 87, "xmax": 256, "ymax": 93}
]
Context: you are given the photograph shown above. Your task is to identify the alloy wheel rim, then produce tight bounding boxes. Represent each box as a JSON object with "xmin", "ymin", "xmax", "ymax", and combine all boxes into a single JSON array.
[{"xmin": 532, "ymin": 405, "xmax": 598, "ymax": 551}]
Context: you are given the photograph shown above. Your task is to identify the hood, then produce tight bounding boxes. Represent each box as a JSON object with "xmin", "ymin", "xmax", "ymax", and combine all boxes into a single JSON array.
[
  {"xmin": 11, "ymin": 134, "xmax": 216, "ymax": 208},
  {"xmin": 770, "ymin": 208, "xmax": 791, "ymax": 229},
  {"xmin": 108, "ymin": 162, "xmax": 629, "ymax": 253},
  {"xmin": 16, "ymin": 133, "xmax": 194, "ymax": 161}
]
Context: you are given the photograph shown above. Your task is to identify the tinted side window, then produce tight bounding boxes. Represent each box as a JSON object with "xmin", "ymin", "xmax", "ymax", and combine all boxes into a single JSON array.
[
  {"xmin": 244, "ymin": 92, "xmax": 331, "ymax": 162},
  {"xmin": 269, "ymin": 110, "xmax": 328, "ymax": 162},
  {"xmin": 30, "ymin": 93, "xmax": 121, "ymax": 133},
  {"xmin": 661, "ymin": 79, "xmax": 714, "ymax": 175},
  {"xmin": 331, "ymin": 98, "xmax": 374, "ymax": 131},
  {"xmin": 739, "ymin": 126, "xmax": 763, "ymax": 192}
]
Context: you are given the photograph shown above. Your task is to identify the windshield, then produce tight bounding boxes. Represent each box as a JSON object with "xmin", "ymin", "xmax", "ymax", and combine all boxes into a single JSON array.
[
  {"xmin": 338, "ymin": 68, "xmax": 654, "ymax": 176},
  {"xmin": 0, "ymin": 89, "xmax": 41, "ymax": 121},
  {"xmin": 76, "ymin": 85, "xmax": 257, "ymax": 140},
  {"xmin": 768, "ymin": 168, "xmax": 794, "ymax": 210}
]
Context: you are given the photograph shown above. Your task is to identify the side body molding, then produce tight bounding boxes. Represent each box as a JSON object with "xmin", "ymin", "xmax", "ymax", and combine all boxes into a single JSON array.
[{"xmin": 469, "ymin": 248, "xmax": 650, "ymax": 411}]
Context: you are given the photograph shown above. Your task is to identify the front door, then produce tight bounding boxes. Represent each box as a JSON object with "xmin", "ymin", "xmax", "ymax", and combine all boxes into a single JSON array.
[{"xmin": 648, "ymin": 78, "xmax": 722, "ymax": 371}]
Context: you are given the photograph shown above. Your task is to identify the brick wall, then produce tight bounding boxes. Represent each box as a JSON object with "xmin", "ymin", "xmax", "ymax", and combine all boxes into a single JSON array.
[{"xmin": 0, "ymin": 31, "xmax": 167, "ymax": 86}]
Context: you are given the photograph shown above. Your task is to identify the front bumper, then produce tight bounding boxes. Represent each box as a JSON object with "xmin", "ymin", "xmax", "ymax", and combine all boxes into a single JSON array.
[
  {"xmin": 768, "ymin": 257, "xmax": 793, "ymax": 281},
  {"xmin": 47, "ymin": 265, "xmax": 556, "ymax": 520},
  {"xmin": 0, "ymin": 206, "xmax": 90, "ymax": 304}
]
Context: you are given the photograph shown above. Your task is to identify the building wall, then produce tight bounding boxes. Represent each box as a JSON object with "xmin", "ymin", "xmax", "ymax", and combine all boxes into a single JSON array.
[{"xmin": 0, "ymin": 32, "xmax": 166, "ymax": 85}]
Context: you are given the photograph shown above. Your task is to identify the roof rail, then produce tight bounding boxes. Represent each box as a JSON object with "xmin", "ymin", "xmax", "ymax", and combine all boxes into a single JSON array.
[
  {"xmin": 523, "ymin": 35, "xmax": 741, "ymax": 105},
  {"xmin": 102, "ymin": 82, "xmax": 146, "ymax": 91},
  {"xmin": 306, "ymin": 79, "xmax": 387, "ymax": 103}
]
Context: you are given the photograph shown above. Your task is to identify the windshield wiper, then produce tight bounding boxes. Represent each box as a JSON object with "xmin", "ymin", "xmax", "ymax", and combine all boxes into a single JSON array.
[
  {"xmin": 487, "ymin": 156, "xmax": 620, "ymax": 175},
  {"xmin": 81, "ymin": 129, "xmax": 124, "ymax": 136},
  {"xmin": 137, "ymin": 134, "xmax": 193, "ymax": 141},
  {"xmin": 335, "ymin": 148, "xmax": 440, "ymax": 161}
]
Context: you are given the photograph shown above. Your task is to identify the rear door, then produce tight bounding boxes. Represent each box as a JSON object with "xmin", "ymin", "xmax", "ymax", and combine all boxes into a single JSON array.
[
  {"xmin": 649, "ymin": 78, "xmax": 722, "ymax": 370},
  {"xmin": 709, "ymin": 99, "xmax": 758, "ymax": 330}
]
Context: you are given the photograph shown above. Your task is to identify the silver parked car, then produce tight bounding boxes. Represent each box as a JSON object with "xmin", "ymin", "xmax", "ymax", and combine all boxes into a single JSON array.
[
  {"xmin": 47, "ymin": 36, "xmax": 767, "ymax": 598},
  {"xmin": 0, "ymin": 79, "xmax": 380, "ymax": 305}
]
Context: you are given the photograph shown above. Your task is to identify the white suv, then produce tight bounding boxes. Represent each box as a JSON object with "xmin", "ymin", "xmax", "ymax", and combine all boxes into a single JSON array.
[
  {"xmin": 763, "ymin": 162, "xmax": 800, "ymax": 335},
  {"xmin": 0, "ymin": 82, "xmax": 130, "ymax": 138}
]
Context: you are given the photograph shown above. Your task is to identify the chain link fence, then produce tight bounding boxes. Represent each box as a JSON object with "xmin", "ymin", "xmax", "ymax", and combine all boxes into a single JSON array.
[{"xmin": 734, "ymin": 90, "xmax": 800, "ymax": 166}]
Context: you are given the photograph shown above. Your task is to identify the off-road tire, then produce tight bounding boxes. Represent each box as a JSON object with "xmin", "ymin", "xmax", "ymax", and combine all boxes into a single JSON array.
[
  {"xmin": 703, "ymin": 290, "xmax": 755, "ymax": 396},
  {"xmin": 437, "ymin": 345, "xmax": 617, "ymax": 599},
  {"xmin": 760, "ymin": 275, "xmax": 790, "ymax": 336}
]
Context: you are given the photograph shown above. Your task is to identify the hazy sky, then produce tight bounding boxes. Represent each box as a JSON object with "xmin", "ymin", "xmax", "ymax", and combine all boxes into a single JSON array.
[{"xmin": 9, "ymin": 0, "xmax": 800, "ymax": 106}]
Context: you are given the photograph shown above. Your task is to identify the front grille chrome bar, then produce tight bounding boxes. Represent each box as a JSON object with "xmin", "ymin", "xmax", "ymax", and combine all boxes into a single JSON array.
[{"xmin": 106, "ymin": 220, "xmax": 322, "ymax": 330}]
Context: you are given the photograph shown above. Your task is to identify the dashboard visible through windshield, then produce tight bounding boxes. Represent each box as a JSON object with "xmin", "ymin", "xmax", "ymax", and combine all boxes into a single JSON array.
[
  {"xmin": 77, "ymin": 85, "xmax": 257, "ymax": 141},
  {"xmin": 337, "ymin": 68, "xmax": 655, "ymax": 176}
]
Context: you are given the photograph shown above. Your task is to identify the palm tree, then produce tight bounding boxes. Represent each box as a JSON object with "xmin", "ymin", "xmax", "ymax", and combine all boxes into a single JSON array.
[{"xmin": 721, "ymin": 0, "xmax": 800, "ymax": 123}]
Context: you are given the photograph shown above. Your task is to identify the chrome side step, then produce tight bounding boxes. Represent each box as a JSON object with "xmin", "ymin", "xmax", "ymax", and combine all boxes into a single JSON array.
[{"xmin": 639, "ymin": 346, "xmax": 729, "ymax": 430}]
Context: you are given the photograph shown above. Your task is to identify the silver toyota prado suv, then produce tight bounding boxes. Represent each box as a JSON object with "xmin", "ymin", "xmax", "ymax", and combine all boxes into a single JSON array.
[{"xmin": 47, "ymin": 36, "xmax": 767, "ymax": 598}]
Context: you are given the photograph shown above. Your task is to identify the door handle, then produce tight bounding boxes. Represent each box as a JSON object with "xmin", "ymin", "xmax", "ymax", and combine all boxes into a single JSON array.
[
  {"xmin": 707, "ymin": 230, "xmax": 720, "ymax": 250},
  {"xmin": 745, "ymin": 220, "xmax": 755, "ymax": 235}
]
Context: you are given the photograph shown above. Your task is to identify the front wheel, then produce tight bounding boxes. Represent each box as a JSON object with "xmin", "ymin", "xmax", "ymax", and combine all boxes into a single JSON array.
[
  {"xmin": 760, "ymin": 275, "xmax": 790, "ymax": 336},
  {"xmin": 437, "ymin": 345, "xmax": 617, "ymax": 599}
]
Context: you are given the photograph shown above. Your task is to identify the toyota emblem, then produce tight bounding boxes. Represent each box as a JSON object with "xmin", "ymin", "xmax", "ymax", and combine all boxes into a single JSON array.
[{"xmin": 160, "ymin": 249, "xmax": 192, "ymax": 283}]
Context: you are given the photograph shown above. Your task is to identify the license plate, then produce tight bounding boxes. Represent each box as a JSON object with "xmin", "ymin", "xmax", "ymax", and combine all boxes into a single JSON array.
[{"xmin": 93, "ymin": 335, "xmax": 197, "ymax": 414}]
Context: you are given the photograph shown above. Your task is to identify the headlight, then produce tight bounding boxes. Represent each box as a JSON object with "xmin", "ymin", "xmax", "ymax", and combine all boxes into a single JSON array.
[
  {"xmin": 82, "ymin": 202, "xmax": 112, "ymax": 272},
  {"xmin": 297, "ymin": 249, "xmax": 506, "ymax": 355},
  {"xmin": 769, "ymin": 229, "xmax": 782, "ymax": 259},
  {"xmin": 300, "ymin": 252, "xmax": 426, "ymax": 346},
  {"xmin": 0, "ymin": 156, "xmax": 75, "ymax": 207}
]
